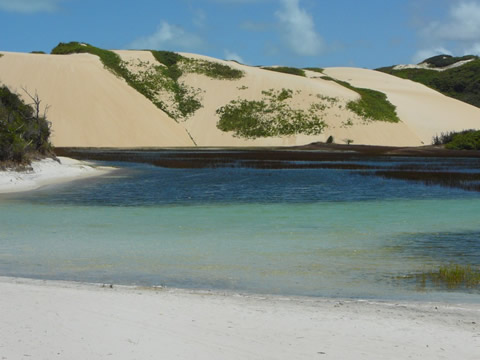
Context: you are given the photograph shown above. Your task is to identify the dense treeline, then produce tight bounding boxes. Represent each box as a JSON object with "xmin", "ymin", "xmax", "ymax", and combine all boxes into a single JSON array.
[
  {"xmin": 0, "ymin": 85, "xmax": 52, "ymax": 164},
  {"xmin": 432, "ymin": 129, "xmax": 480, "ymax": 150}
]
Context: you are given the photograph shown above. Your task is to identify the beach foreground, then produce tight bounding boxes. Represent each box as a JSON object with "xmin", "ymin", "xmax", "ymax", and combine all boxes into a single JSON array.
[{"xmin": 0, "ymin": 278, "xmax": 478, "ymax": 359}]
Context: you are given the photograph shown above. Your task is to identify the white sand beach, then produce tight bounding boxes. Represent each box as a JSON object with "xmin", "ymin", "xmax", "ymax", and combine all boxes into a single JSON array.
[
  {"xmin": 0, "ymin": 156, "xmax": 112, "ymax": 193},
  {"xmin": 0, "ymin": 277, "xmax": 478, "ymax": 360}
]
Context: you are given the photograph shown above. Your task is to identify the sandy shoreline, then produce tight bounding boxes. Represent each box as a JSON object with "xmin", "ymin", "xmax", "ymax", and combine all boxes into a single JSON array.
[
  {"xmin": 0, "ymin": 156, "xmax": 114, "ymax": 194},
  {"xmin": 0, "ymin": 277, "xmax": 478, "ymax": 359}
]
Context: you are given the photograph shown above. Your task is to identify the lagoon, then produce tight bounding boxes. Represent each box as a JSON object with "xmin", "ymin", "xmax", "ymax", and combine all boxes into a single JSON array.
[{"xmin": 1, "ymin": 156, "xmax": 479, "ymax": 302}]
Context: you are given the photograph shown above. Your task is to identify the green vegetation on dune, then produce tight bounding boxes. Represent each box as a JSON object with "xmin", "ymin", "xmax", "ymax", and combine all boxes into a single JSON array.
[
  {"xmin": 377, "ymin": 55, "xmax": 480, "ymax": 108},
  {"xmin": 51, "ymin": 43, "xmax": 200, "ymax": 120},
  {"xmin": 182, "ymin": 58, "xmax": 244, "ymax": 80},
  {"xmin": 51, "ymin": 43, "xmax": 243, "ymax": 121},
  {"xmin": 0, "ymin": 86, "xmax": 52, "ymax": 164},
  {"xmin": 51, "ymin": 42, "xmax": 166, "ymax": 111},
  {"xmin": 147, "ymin": 51, "xmax": 202, "ymax": 120},
  {"xmin": 262, "ymin": 66, "xmax": 306, "ymax": 77},
  {"xmin": 216, "ymin": 88, "xmax": 328, "ymax": 138},
  {"xmin": 303, "ymin": 67, "xmax": 324, "ymax": 74},
  {"xmin": 150, "ymin": 50, "xmax": 184, "ymax": 68},
  {"xmin": 151, "ymin": 50, "xmax": 244, "ymax": 80},
  {"xmin": 322, "ymin": 76, "xmax": 400, "ymax": 123},
  {"xmin": 51, "ymin": 42, "xmax": 126, "ymax": 76},
  {"xmin": 346, "ymin": 86, "xmax": 399, "ymax": 123}
]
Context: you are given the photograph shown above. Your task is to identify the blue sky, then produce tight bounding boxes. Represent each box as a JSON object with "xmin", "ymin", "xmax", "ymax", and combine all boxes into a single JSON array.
[{"xmin": 1, "ymin": 0, "xmax": 480, "ymax": 69}]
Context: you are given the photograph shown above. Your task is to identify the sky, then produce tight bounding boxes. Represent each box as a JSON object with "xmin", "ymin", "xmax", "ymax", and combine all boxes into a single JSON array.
[{"xmin": 1, "ymin": 0, "xmax": 480, "ymax": 69}]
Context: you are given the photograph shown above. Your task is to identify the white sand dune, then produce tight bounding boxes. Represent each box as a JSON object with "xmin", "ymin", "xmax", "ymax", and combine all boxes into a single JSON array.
[
  {"xmin": 0, "ymin": 277, "xmax": 478, "ymax": 360},
  {"xmin": 0, "ymin": 52, "xmax": 193, "ymax": 147},
  {"xmin": 1, "ymin": 50, "xmax": 479, "ymax": 148},
  {"xmin": 173, "ymin": 53, "xmax": 426, "ymax": 147},
  {"xmin": 324, "ymin": 67, "xmax": 480, "ymax": 145}
]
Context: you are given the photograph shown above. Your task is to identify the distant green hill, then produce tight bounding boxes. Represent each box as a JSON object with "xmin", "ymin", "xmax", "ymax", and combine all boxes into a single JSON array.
[{"xmin": 377, "ymin": 55, "xmax": 480, "ymax": 108}]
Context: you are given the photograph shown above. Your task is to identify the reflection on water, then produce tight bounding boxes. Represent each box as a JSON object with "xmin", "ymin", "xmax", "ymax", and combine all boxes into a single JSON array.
[{"xmin": 0, "ymin": 158, "xmax": 479, "ymax": 302}]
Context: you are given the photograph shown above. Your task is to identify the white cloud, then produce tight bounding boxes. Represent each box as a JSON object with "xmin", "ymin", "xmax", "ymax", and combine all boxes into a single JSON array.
[
  {"xmin": 423, "ymin": 2, "xmax": 480, "ymax": 41},
  {"xmin": 129, "ymin": 21, "xmax": 205, "ymax": 51},
  {"xmin": 224, "ymin": 50, "xmax": 245, "ymax": 63},
  {"xmin": 415, "ymin": 1, "xmax": 480, "ymax": 58},
  {"xmin": 275, "ymin": 0, "xmax": 323, "ymax": 56},
  {"xmin": 465, "ymin": 43, "xmax": 480, "ymax": 55},
  {"xmin": 0, "ymin": 0, "xmax": 64, "ymax": 13}
]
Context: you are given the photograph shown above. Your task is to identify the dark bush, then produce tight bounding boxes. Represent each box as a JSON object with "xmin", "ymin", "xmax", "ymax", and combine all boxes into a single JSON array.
[
  {"xmin": 0, "ymin": 86, "xmax": 52, "ymax": 164},
  {"xmin": 421, "ymin": 55, "xmax": 477, "ymax": 68},
  {"xmin": 445, "ymin": 130, "xmax": 480, "ymax": 150},
  {"xmin": 151, "ymin": 50, "xmax": 184, "ymax": 67}
]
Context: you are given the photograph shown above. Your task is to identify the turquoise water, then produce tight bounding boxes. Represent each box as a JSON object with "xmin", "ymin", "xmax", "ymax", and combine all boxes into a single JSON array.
[{"xmin": 1, "ymin": 159, "xmax": 479, "ymax": 301}]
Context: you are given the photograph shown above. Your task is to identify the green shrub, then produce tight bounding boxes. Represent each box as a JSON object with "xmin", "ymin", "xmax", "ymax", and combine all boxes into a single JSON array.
[
  {"xmin": 216, "ymin": 88, "xmax": 327, "ymax": 138},
  {"xmin": 0, "ymin": 86, "xmax": 52, "ymax": 164},
  {"xmin": 445, "ymin": 130, "xmax": 480, "ymax": 150},
  {"xmin": 262, "ymin": 66, "xmax": 306, "ymax": 77},
  {"xmin": 346, "ymin": 87, "xmax": 399, "ymax": 123},
  {"xmin": 181, "ymin": 58, "xmax": 244, "ymax": 80},
  {"xmin": 304, "ymin": 67, "xmax": 324, "ymax": 74},
  {"xmin": 327, "ymin": 79, "xmax": 400, "ymax": 123},
  {"xmin": 151, "ymin": 50, "xmax": 184, "ymax": 67},
  {"xmin": 30, "ymin": 51, "xmax": 46, "ymax": 54}
]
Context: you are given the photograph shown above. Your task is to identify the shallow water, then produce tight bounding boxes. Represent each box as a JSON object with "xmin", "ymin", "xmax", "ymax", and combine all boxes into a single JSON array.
[{"xmin": 1, "ymin": 158, "xmax": 479, "ymax": 302}]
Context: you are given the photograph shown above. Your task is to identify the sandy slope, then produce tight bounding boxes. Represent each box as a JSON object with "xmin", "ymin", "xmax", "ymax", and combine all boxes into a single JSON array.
[
  {"xmin": 0, "ymin": 277, "xmax": 478, "ymax": 360},
  {"xmin": 0, "ymin": 52, "xmax": 193, "ymax": 147},
  {"xmin": 1, "ymin": 50, "xmax": 479, "ymax": 148},
  {"xmin": 173, "ymin": 53, "xmax": 423, "ymax": 147},
  {"xmin": 324, "ymin": 67, "xmax": 480, "ymax": 145}
]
